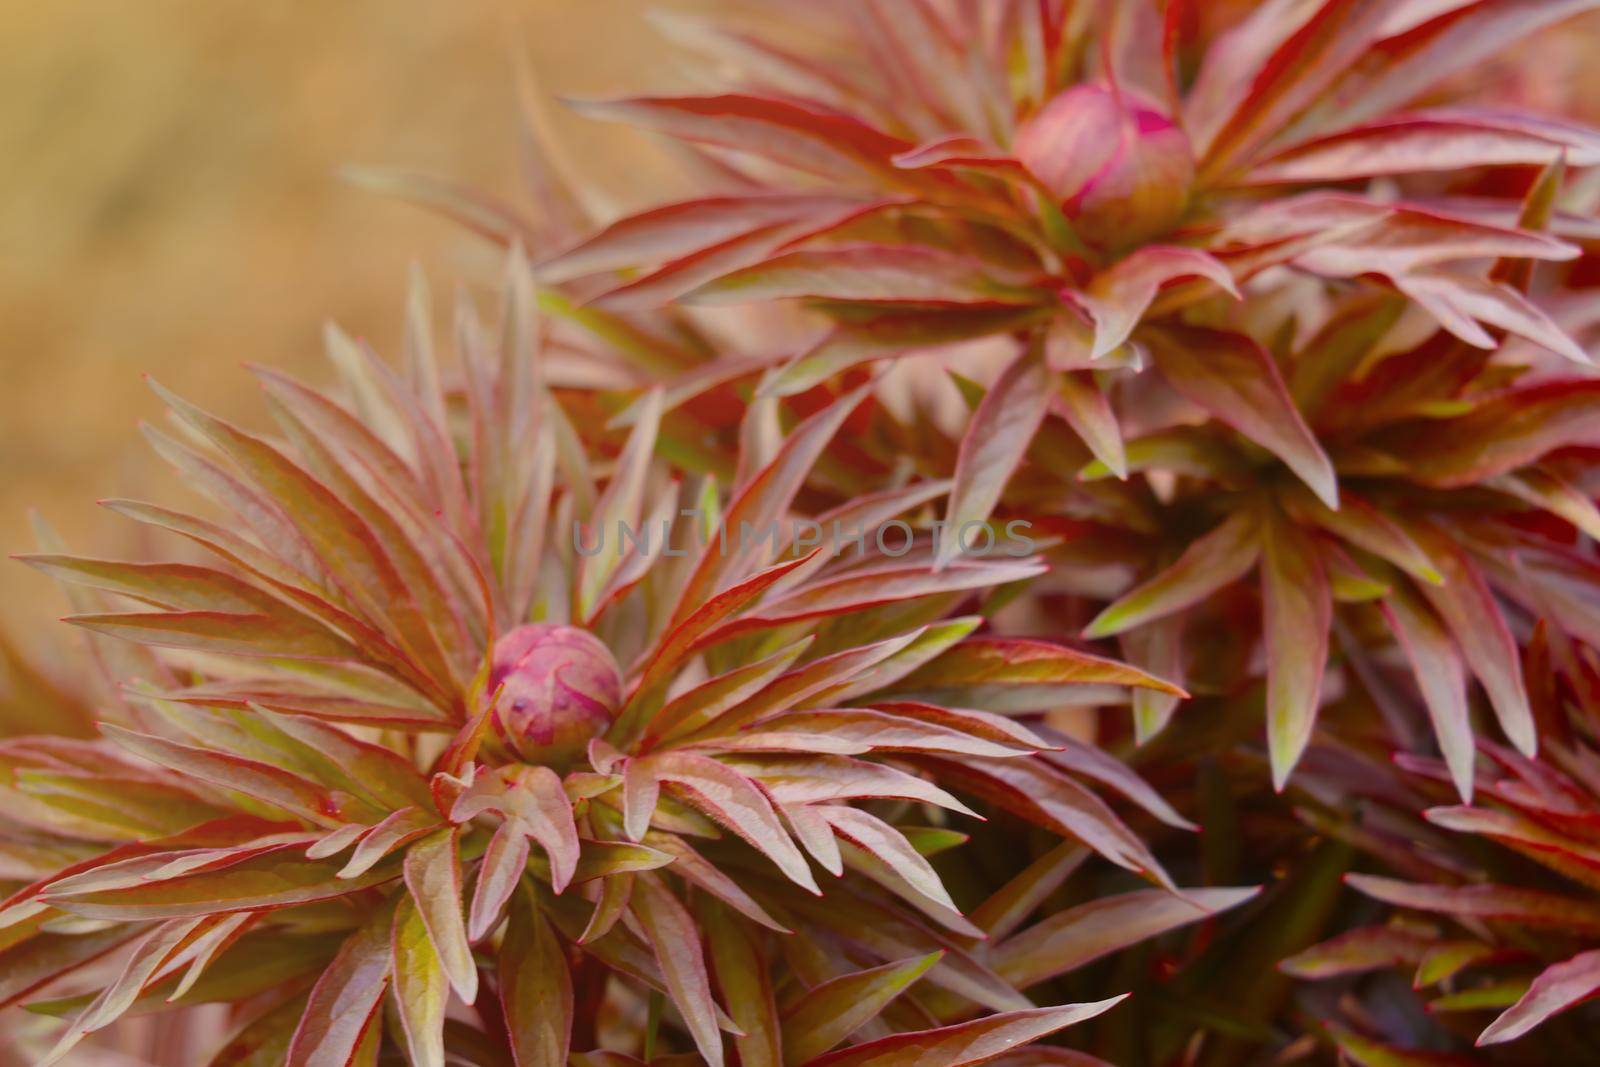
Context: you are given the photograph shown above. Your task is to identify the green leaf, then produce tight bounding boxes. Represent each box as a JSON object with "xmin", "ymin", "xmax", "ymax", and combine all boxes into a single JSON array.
[
  {"xmin": 1278, "ymin": 925, "xmax": 1433, "ymax": 980},
  {"xmin": 391, "ymin": 894, "xmax": 448, "ymax": 1067},
  {"xmin": 285, "ymin": 900, "xmax": 394, "ymax": 1067},
  {"xmin": 45, "ymin": 848, "xmax": 398, "ymax": 920},
  {"xmin": 1079, "ymin": 246, "xmax": 1238, "ymax": 361},
  {"xmin": 469, "ymin": 819, "xmax": 530, "ymax": 943},
  {"xmin": 1408, "ymin": 521, "xmax": 1536, "ymax": 757},
  {"xmin": 633, "ymin": 874, "xmax": 725, "ymax": 1067},
  {"xmin": 1380, "ymin": 584, "xmax": 1474, "ymax": 801},
  {"xmin": 1262, "ymin": 512, "xmax": 1331, "ymax": 791},
  {"xmin": 646, "ymin": 753, "xmax": 818, "ymax": 893},
  {"xmin": 1146, "ymin": 326, "xmax": 1338, "ymax": 509},
  {"xmin": 938, "ymin": 340, "xmax": 1052, "ymax": 569},
  {"xmin": 702, "ymin": 900, "xmax": 781, "ymax": 1067},
  {"xmin": 1478, "ymin": 948, "xmax": 1600, "ymax": 1045},
  {"xmin": 781, "ymin": 951, "xmax": 941, "ymax": 1063},
  {"xmin": 798, "ymin": 998, "xmax": 1129, "ymax": 1067},
  {"xmin": 577, "ymin": 388, "xmax": 664, "ymax": 622},
  {"xmin": 403, "ymin": 829, "xmax": 477, "ymax": 1004},
  {"xmin": 1084, "ymin": 510, "xmax": 1261, "ymax": 639},
  {"xmin": 685, "ymin": 245, "xmax": 1046, "ymax": 306},
  {"xmin": 1346, "ymin": 874, "xmax": 1600, "ymax": 934},
  {"xmin": 500, "ymin": 883, "xmax": 572, "ymax": 1067},
  {"xmin": 992, "ymin": 886, "xmax": 1259, "ymax": 989}
]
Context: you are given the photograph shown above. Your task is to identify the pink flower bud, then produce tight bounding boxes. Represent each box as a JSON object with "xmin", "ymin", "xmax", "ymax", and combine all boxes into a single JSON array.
[
  {"xmin": 1014, "ymin": 84, "xmax": 1194, "ymax": 248},
  {"xmin": 489, "ymin": 623, "xmax": 622, "ymax": 769}
]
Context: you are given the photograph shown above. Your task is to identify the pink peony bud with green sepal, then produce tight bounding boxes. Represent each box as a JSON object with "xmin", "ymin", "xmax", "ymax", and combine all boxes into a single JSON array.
[
  {"xmin": 489, "ymin": 623, "xmax": 622, "ymax": 770},
  {"xmin": 1014, "ymin": 83, "xmax": 1194, "ymax": 249}
]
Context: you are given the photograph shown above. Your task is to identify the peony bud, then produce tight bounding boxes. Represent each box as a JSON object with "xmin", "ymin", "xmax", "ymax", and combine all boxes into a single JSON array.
[
  {"xmin": 489, "ymin": 623, "xmax": 622, "ymax": 769},
  {"xmin": 1013, "ymin": 84, "xmax": 1194, "ymax": 249}
]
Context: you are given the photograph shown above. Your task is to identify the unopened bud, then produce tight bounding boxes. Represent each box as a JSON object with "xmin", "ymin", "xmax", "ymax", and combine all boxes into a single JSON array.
[
  {"xmin": 1014, "ymin": 84, "xmax": 1194, "ymax": 248},
  {"xmin": 489, "ymin": 623, "xmax": 622, "ymax": 769}
]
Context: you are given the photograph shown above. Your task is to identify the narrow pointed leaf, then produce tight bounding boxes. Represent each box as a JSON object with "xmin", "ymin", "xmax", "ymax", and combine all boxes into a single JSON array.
[
  {"xmin": 1084, "ymin": 511, "xmax": 1261, "ymax": 639},
  {"xmin": 939, "ymin": 341, "xmax": 1051, "ymax": 569},
  {"xmin": 781, "ymin": 952, "xmax": 942, "ymax": 1063},
  {"xmin": 799, "ymin": 998, "xmax": 1129, "ymax": 1067},
  {"xmin": 1147, "ymin": 326, "xmax": 1338, "ymax": 508},
  {"xmin": 1262, "ymin": 513, "xmax": 1331, "ymax": 791},
  {"xmin": 501, "ymin": 883, "xmax": 573, "ymax": 1067},
  {"xmin": 633, "ymin": 874, "xmax": 725, "ymax": 1067}
]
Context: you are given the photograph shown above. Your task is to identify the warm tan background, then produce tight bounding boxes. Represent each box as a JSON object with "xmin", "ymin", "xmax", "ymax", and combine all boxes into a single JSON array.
[
  {"xmin": 4, "ymin": 1, "xmax": 1597, "ymax": 643},
  {"xmin": 0, "ymin": 0, "xmax": 738, "ymax": 638}
]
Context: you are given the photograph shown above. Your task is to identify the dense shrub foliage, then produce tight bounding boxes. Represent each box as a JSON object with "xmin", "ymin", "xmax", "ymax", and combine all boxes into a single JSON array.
[{"xmin": 5, "ymin": 2, "xmax": 1600, "ymax": 1064}]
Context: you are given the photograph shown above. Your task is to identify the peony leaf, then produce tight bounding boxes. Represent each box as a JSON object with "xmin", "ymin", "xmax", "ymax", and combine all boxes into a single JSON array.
[
  {"xmin": 1121, "ymin": 617, "xmax": 1185, "ymax": 744},
  {"xmin": 500, "ymin": 883, "xmax": 573, "ymax": 1067},
  {"xmin": 1402, "ymin": 380, "xmax": 1600, "ymax": 487},
  {"xmin": 1319, "ymin": 0, "xmax": 1600, "ymax": 132},
  {"xmin": 666, "ymin": 383, "xmax": 868, "ymax": 635},
  {"xmin": 709, "ymin": 558, "xmax": 1045, "ymax": 641},
  {"xmin": 391, "ymin": 894, "xmax": 448, "ymax": 1067},
  {"xmin": 938, "ymin": 340, "xmax": 1052, "ymax": 569},
  {"xmin": 701, "ymin": 900, "xmax": 781, "ymax": 1067},
  {"xmin": 633, "ymin": 874, "xmax": 725, "ymax": 1067},
  {"xmin": 1396, "ymin": 270, "xmax": 1589, "ymax": 364},
  {"xmin": 685, "ymin": 244, "xmax": 1046, "ymax": 306},
  {"xmin": 1037, "ymin": 734, "xmax": 1195, "ymax": 831},
  {"xmin": 40, "ymin": 917, "xmax": 204, "ymax": 1065},
  {"xmin": 341, "ymin": 807, "xmax": 441, "ymax": 880},
  {"xmin": 537, "ymin": 193, "xmax": 880, "ymax": 281},
  {"xmin": 781, "ymin": 951, "xmax": 942, "ymax": 1063},
  {"xmin": 44, "ymin": 848, "xmax": 398, "ymax": 920},
  {"xmin": 1084, "ymin": 510, "xmax": 1261, "ymax": 639},
  {"xmin": 508, "ymin": 766, "xmax": 582, "ymax": 895},
  {"xmin": 1079, "ymin": 246, "xmax": 1238, "ymax": 362},
  {"xmin": 798, "ymin": 998, "xmax": 1129, "ymax": 1067},
  {"xmin": 1147, "ymin": 326, "xmax": 1338, "ymax": 508},
  {"xmin": 577, "ymin": 388, "xmax": 663, "ymax": 624},
  {"xmin": 66, "ymin": 610, "xmax": 360, "ymax": 666},
  {"xmin": 1190, "ymin": 0, "xmax": 1393, "ymax": 174},
  {"xmin": 285, "ymin": 900, "xmax": 394, "ymax": 1067},
  {"xmin": 1284, "ymin": 487, "xmax": 1442, "ymax": 585},
  {"xmin": 991, "ymin": 887, "xmax": 1260, "ymax": 989},
  {"xmin": 765, "ymin": 307, "xmax": 1046, "ymax": 398},
  {"xmin": 643, "ymin": 637, "xmax": 814, "ymax": 746},
  {"xmin": 101, "ymin": 725, "xmax": 340, "ymax": 828},
  {"xmin": 1248, "ymin": 109, "xmax": 1600, "ymax": 184},
  {"xmin": 969, "ymin": 842, "xmax": 1090, "ymax": 941},
  {"xmin": 1478, "ymin": 948, "xmax": 1600, "ymax": 1045},
  {"xmin": 1326, "ymin": 1022, "xmax": 1479, "ymax": 1067},
  {"xmin": 402, "ymin": 829, "xmax": 477, "ymax": 1004},
  {"xmin": 648, "ymin": 753, "xmax": 818, "ymax": 893},
  {"xmin": 1408, "ymin": 522, "xmax": 1536, "ymax": 757},
  {"xmin": 1346, "ymin": 874, "xmax": 1600, "ymax": 933},
  {"xmin": 1380, "ymin": 585, "xmax": 1475, "ymax": 801},
  {"xmin": 910, "ymin": 756, "xmax": 1169, "ymax": 887},
  {"xmin": 822, "ymin": 805, "xmax": 965, "ymax": 926},
  {"xmin": 737, "ymin": 708, "xmax": 1035, "ymax": 759},
  {"xmin": 18, "ymin": 555, "xmax": 303, "ymax": 617},
  {"xmin": 1279, "ymin": 925, "xmax": 1434, "ymax": 980},
  {"xmin": 738, "ymin": 754, "xmax": 976, "ymax": 818},
  {"xmin": 1052, "ymin": 372, "xmax": 1126, "ymax": 480},
  {"xmin": 468, "ymin": 818, "xmax": 529, "ymax": 942},
  {"xmin": 569, "ymin": 94, "xmax": 916, "ymax": 185},
  {"xmin": 892, "ymin": 636, "xmax": 1185, "ymax": 711},
  {"xmin": 1262, "ymin": 512, "xmax": 1332, "ymax": 792},
  {"xmin": 646, "ymin": 831, "xmax": 787, "ymax": 933}
]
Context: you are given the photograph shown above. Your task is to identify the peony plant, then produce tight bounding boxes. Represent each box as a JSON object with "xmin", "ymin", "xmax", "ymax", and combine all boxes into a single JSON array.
[{"xmin": 4, "ymin": 1, "xmax": 1600, "ymax": 1064}]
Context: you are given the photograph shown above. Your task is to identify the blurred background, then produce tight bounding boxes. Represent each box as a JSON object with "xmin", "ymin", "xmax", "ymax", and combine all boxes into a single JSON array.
[
  {"xmin": 0, "ymin": 0, "xmax": 727, "ymax": 640},
  {"xmin": 3, "ymin": 0, "xmax": 1598, "ymax": 641}
]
